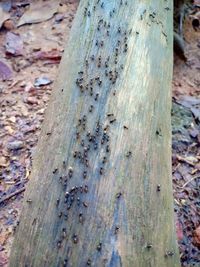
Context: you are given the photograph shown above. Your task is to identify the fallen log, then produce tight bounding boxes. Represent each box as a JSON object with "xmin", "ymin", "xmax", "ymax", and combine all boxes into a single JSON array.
[{"xmin": 9, "ymin": 0, "xmax": 180, "ymax": 266}]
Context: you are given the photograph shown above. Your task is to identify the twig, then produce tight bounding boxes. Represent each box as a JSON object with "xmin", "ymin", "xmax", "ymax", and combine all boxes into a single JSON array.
[
  {"xmin": 0, "ymin": 187, "xmax": 25, "ymax": 205},
  {"xmin": 177, "ymin": 175, "xmax": 200, "ymax": 190},
  {"xmin": 176, "ymin": 155, "xmax": 196, "ymax": 166}
]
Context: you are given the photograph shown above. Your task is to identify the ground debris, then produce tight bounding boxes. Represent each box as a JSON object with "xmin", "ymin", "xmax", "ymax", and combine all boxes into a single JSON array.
[
  {"xmin": 17, "ymin": 0, "xmax": 59, "ymax": 27},
  {"xmin": 0, "ymin": 60, "xmax": 13, "ymax": 80},
  {"xmin": 5, "ymin": 32, "xmax": 24, "ymax": 56},
  {"xmin": 193, "ymin": 226, "xmax": 200, "ymax": 248},
  {"xmin": 0, "ymin": 5, "xmax": 10, "ymax": 29}
]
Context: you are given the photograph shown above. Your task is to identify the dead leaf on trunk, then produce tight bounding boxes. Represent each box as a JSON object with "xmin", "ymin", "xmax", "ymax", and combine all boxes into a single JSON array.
[{"xmin": 17, "ymin": 1, "xmax": 59, "ymax": 27}]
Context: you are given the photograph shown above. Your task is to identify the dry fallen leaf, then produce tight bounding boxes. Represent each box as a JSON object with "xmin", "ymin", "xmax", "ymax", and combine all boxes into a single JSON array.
[
  {"xmin": 0, "ymin": 6, "xmax": 10, "ymax": 29},
  {"xmin": 0, "ymin": 156, "xmax": 8, "ymax": 167},
  {"xmin": 7, "ymin": 141, "xmax": 24, "ymax": 151},
  {"xmin": 0, "ymin": 252, "xmax": 8, "ymax": 266},
  {"xmin": 3, "ymin": 19, "xmax": 15, "ymax": 30},
  {"xmin": 176, "ymin": 219, "xmax": 184, "ymax": 242},
  {"xmin": 33, "ymin": 49, "xmax": 62, "ymax": 63},
  {"xmin": 194, "ymin": 0, "xmax": 200, "ymax": 6},
  {"xmin": 0, "ymin": 60, "xmax": 13, "ymax": 80},
  {"xmin": 185, "ymin": 156, "xmax": 199, "ymax": 164},
  {"xmin": 17, "ymin": 0, "xmax": 59, "ymax": 27},
  {"xmin": 0, "ymin": 1, "xmax": 11, "ymax": 12},
  {"xmin": 193, "ymin": 225, "xmax": 200, "ymax": 248},
  {"xmin": 5, "ymin": 125, "xmax": 14, "ymax": 134},
  {"xmin": 34, "ymin": 77, "xmax": 52, "ymax": 87},
  {"xmin": 5, "ymin": 32, "xmax": 24, "ymax": 56},
  {"xmin": 177, "ymin": 155, "xmax": 198, "ymax": 166},
  {"xmin": 18, "ymin": 104, "xmax": 28, "ymax": 117},
  {"xmin": 8, "ymin": 116, "xmax": 16, "ymax": 123}
]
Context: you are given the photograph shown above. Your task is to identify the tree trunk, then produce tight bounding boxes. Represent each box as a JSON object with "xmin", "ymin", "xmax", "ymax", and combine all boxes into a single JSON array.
[{"xmin": 9, "ymin": 1, "xmax": 180, "ymax": 266}]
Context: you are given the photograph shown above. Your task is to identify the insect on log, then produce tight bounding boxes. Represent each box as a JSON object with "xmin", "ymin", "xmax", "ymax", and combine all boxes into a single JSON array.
[{"xmin": 9, "ymin": 0, "xmax": 180, "ymax": 266}]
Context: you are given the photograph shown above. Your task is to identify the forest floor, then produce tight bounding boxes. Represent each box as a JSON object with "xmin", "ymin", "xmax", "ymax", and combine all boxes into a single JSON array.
[{"xmin": 0, "ymin": 1, "xmax": 199, "ymax": 266}]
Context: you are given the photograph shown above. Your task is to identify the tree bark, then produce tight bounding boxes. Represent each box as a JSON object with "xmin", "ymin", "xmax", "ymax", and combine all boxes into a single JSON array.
[{"xmin": 9, "ymin": 1, "xmax": 180, "ymax": 266}]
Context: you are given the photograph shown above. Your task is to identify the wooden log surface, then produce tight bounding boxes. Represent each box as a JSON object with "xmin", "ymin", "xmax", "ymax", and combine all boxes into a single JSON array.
[{"xmin": 9, "ymin": 0, "xmax": 180, "ymax": 266}]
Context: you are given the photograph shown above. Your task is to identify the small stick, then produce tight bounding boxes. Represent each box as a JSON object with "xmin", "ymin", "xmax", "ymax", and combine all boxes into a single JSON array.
[
  {"xmin": 0, "ymin": 187, "xmax": 25, "ymax": 205},
  {"xmin": 176, "ymin": 176, "xmax": 200, "ymax": 190}
]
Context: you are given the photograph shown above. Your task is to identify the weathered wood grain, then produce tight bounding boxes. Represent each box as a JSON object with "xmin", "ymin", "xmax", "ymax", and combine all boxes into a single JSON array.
[{"xmin": 9, "ymin": 0, "xmax": 180, "ymax": 266}]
